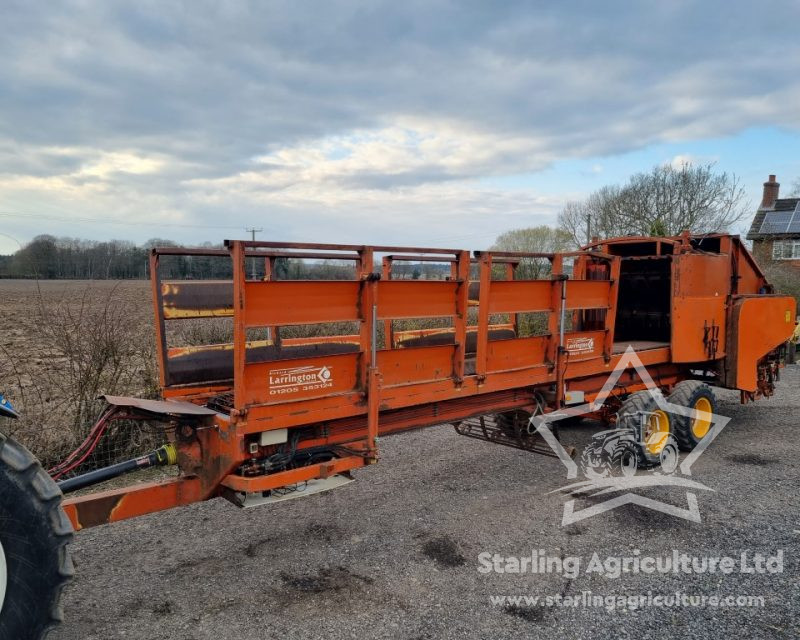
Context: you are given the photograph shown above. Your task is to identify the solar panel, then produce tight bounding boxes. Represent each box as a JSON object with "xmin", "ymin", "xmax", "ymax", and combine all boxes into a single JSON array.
[
  {"xmin": 788, "ymin": 202, "xmax": 800, "ymax": 233},
  {"xmin": 760, "ymin": 211, "xmax": 793, "ymax": 233}
]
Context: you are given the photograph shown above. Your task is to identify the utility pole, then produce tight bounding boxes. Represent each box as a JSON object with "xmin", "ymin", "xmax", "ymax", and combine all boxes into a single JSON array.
[
  {"xmin": 585, "ymin": 212, "xmax": 592, "ymax": 245},
  {"xmin": 246, "ymin": 227, "xmax": 263, "ymax": 242},
  {"xmin": 245, "ymin": 227, "xmax": 263, "ymax": 279}
]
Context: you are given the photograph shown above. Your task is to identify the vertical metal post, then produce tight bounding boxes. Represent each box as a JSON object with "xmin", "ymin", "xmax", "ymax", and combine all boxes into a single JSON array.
[
  {"xmin": 366, "ymin": 278, "xmax": 380, "ymax": 461},
  {"xmin": 559, "ymin": 279, "xmax": 567, "ymax": 349},
  {"xmin": 604, "ymin": 257, "xmax": 621, "ymax": 362},
  {"xmin": 453, "ymin": 250, "xmax": 469, "ymax": 385},
  {"xmin": 231, "ymin": 241, "xmax": 247, "ymax": 413},
  {"xmin": 547, "ymin": 254, "xmax": 564, "ymax": 368},
  {"xmin": 263, "ymin": 256, "xmax": 274, "ymax": 343},
  {"xmin": 149, "ymin": 251, "xmax": 169, "ymax": 390},
  {"xmin": 357, "ymin": 247, "xmax": 374, "ymax": 390},
  {"xmin": 381, "ymin": 257, "xmax": 393, "ymax": 348},
  {"xmin": 505, "ymin": 261, "xmax": 518, "ymax": 335},
  {"xmin": 554, "ymin": 275, "xmax": 569, "ymax": 408},
  {"xmin": 475, "ymin": 252, "xmax": 492, "ymax": 382},
  {"xmin": 371, "ymin": 303, "xmax": 377, "ymax": 367},
  {"xmin": 549, "ymin": 254, "xmax": 567, "ymax": 406}
]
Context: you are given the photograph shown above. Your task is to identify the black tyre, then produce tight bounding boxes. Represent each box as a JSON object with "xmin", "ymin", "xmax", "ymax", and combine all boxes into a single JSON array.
[
  {"xmin": 0, "ymin": 432, "xmax": 74, "ymax": 640},
  {"xmin": 616, "ymin": 390, "xmax": 672, "ymax": 466},
  {"xmin": 667, "ymin": 381, "xmax": 717, "ymax": 451}
]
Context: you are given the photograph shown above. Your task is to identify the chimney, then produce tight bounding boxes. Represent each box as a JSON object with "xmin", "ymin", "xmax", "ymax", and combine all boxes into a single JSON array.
[{"xmin": 761, "ymin": 174, "xmax": 780, "ymax": 209}]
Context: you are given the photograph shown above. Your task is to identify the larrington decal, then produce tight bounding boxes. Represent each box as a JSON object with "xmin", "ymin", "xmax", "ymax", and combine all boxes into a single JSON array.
[
  {"xmin": 268, "ymin": 365, "xmax": 333, "ymax": 395},
  {"xmin": 566, "ymin": 336, "xmax": 594, "ymax": 354}
]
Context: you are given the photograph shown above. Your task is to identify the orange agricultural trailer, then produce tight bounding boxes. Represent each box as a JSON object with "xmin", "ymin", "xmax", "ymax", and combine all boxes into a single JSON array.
[{"xmin": 0, "ymin": 232, "xmax": 795, "ymax": 639}]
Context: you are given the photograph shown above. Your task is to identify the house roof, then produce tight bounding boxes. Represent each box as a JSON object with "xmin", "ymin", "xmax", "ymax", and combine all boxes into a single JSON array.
[{"xmin": 747, "ymin": 197, "xmax": 800, "ymax": 239}]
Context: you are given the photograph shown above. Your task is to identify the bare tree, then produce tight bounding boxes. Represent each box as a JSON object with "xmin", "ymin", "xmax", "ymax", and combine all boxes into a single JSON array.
[
  {"xmin": 789, "ymin": 177, "xmax": 800, "ymax": 197},
  {"xmin": 558, "ymin": 163, "xmax": 750, "ymax": 242},
  {"xmin": 492, "ymin": 225, "xmax": 574, "ymax": 279},
  {"xmin": 558, "ymin": 185, "xmax": 628, "ymax": 245}
]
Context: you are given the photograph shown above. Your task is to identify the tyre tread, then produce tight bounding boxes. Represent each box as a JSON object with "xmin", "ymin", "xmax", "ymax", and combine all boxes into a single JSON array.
[
  {"xmin": 0, "ymin": 434, "xmax": 73, "ymax": 640},
  {"xmin": 616, "ymin": 390, "xmax": 663, "ymax": 465},
  {"xmin": 667, "ymin": 380, "xmax": 715, "ymax": 451}
]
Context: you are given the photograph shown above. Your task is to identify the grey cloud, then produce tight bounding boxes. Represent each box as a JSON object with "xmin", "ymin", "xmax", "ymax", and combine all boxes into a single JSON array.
[
  {"xmin": 3, "ymin": 1, "xmax": 798, "ymax": 155},
  {"xmin": 0, "ymin": 0, "xmax": 799, "ymax": 248}
]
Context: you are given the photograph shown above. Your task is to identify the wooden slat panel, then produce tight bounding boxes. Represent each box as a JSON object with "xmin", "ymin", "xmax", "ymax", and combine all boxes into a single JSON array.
[
  {"xmin": 242, "ymin": 352, "xmax": 360, "ymax": 406},
  {"xmin": 377, "ymin": 280, "xmax": 458, "ymax": 319},
  {"xmin": 486, "ymin": 336, "xmax": 548, "ymax": 372},
  {"xmin": 244, "ymin": 281, "xmax": 361, "ymax": 326},
  {"xmin": 161, "ymin": 280, "xmax": 233, "ymax": 318},
  {"xmin": 565, "ymin": 280, "xmax": 611, "ymax": 310},
  {"xmin": 377, "ymin": 345, "xmax": 455, "ymax": 386},
  {"xmin": 487, "ymin": 281, "xmax": 552, "ymax": 314}
]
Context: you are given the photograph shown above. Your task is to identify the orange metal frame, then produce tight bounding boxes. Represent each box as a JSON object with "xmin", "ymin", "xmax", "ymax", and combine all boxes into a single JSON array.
[{"xmin": 62, "ymin": 234, "xmax": 796, "ymax": 530}]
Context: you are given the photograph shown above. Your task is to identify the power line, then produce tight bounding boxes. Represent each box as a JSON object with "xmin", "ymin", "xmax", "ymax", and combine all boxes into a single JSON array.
[{"xmin": 0, "ymin": 232, "xmax": 22, "ymax": 249}]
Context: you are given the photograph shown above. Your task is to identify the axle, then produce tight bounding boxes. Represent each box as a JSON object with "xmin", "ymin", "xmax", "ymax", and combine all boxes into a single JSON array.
[{"xmin": 58, "ymin": 444, "xmax": 177, "ymax": 494}]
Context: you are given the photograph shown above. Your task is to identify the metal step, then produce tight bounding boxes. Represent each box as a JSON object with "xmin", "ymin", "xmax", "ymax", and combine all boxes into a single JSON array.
[{"xmin": 227, "ymin": 473, "xmax": 354, "ymax": 508}]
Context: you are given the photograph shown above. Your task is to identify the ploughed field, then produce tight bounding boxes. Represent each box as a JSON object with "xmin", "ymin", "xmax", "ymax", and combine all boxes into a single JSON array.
[{"xmin": 0, "ymin": 279, "xmax": 155, "ymax": 466}]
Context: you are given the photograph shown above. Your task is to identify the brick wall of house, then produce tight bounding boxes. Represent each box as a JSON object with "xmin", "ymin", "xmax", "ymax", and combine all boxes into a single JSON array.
[
  {"xmin": 752, "ymin": 239, "xmax": 768, "ymax": 265},
  {"xmin": 753, "ymin": 238, "xmax": 800, "ymax": 269}
]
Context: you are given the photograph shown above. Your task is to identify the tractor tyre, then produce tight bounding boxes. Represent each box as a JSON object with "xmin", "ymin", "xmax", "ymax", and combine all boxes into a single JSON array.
[
  {"xmin": 667, "ymin": 381, "xmax": 717, "ymax": 451},
  {"xmin": 616, "ymin": 390, "xmax": 672, "ymax": 466},
  {"xmin": 0, "ymin": 432, "xmax": 74, "ymax": 640}
]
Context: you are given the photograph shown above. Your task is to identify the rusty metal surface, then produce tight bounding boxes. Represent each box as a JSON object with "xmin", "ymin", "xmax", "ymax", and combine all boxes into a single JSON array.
[
  {"xmin": 165, "ymin": 341, "xmax": 359, "ymax": 387},
  {"xmin": 395, "ymin": 327, "xmax": 515, "ymax": 350},
  {"xmin": 161, "ymin": 280, "xmax": 233, "ymax": 318},
  {"xmin": 101, "ymin": 395, "xmax": 217, "ymax": 417},
  {"xmin": 62, "ymin": 477, "xmax": 204, "ymax": 531}
]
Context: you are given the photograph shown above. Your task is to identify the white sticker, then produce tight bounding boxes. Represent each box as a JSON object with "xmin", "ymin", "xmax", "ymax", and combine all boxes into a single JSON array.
[
  {"xmin": 566, "ymin": 336, "xmax": 594, "ymax": 354},
  {"xmin": 268, "ymin": 365, "xmax": 333, "ymax": 395}
]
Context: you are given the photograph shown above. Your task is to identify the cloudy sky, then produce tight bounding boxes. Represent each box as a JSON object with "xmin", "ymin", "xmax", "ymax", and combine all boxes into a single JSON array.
[{"xmin": 1, "ymin": 0, "xmax": 799, "ymax": 254}]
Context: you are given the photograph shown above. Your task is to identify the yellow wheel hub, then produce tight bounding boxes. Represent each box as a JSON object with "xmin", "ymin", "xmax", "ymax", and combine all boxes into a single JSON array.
[
  {"xmin": 691, "ymin": 397, "xmax": 712, "ymax": 439},
  {"xmin": 645, "ymin": 409, "xmax": 671, "ymax": 455}
]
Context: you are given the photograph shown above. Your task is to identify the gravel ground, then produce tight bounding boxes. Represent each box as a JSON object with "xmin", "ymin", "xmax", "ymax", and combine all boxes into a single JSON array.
[{"xmin": 52, "ymin": 366, "xmax": 800, "ymax": 640}]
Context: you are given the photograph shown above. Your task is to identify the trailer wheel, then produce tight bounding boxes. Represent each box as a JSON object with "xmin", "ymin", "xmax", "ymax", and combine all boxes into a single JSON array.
[
  {"xmin": 616, "ymin": 390, "xmax": 672, "ymax": 466},
  {"xmin": 0, "ymin": 433, "xmax": 74, "ymax": 640},
  {"xmin": 667, "ymin": 381, "xmax": 717, "ymax": 451}
]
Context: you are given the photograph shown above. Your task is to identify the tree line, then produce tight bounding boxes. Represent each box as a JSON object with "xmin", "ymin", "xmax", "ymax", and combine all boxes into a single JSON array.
[
  {"xmin": 0, "ymin": 163, "xmax": 763, "ymax": 280},
  {"xmin": 0, "ymin": 234, "xmax": 451, "ymax": 281},
  {"xmin": 0, "ymin": 235, "xmax": 178, "ymax": 279}
]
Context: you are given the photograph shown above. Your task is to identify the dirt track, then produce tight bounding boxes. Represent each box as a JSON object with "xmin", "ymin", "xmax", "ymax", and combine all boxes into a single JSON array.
[{"xmin": 52, "ymin": 366, "xmax": 800, "ymax": 640}]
